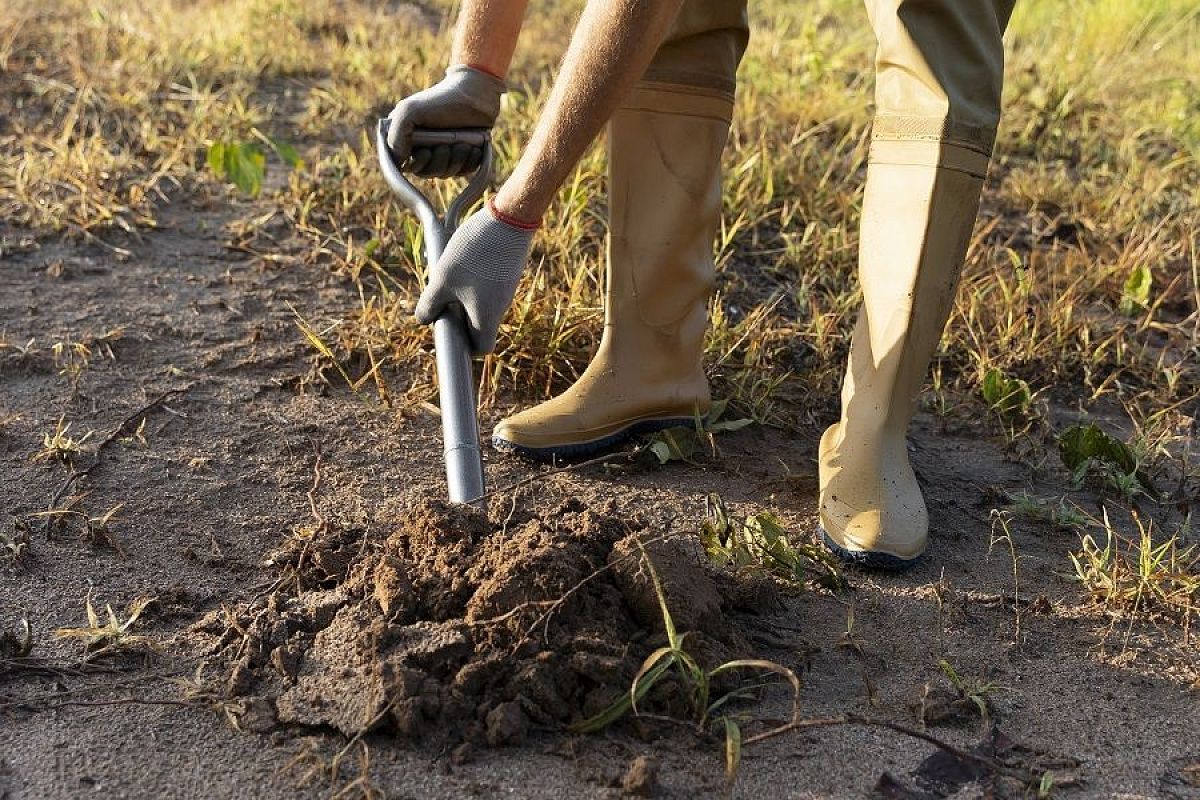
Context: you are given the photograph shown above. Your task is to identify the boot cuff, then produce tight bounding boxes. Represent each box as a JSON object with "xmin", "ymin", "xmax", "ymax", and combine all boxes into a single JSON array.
[
  {"xmin": 871, "ymin": 114, "xmax": 996, "ymax": 164},
  {"xmin": 868, "ymin": 138, "xmax": 992, "ymax": 179}
]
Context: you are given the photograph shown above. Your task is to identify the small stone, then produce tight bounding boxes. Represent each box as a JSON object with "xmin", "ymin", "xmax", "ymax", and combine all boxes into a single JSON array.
[
  {"xmin": 373, "ymin": 555, "xmax": 413, "ymax": 615},
  {"xmin": 386, "ymin": 621, "xmax": 473, "ymax": 670},
  {"xmin": 234, "ymin": 696, "xmax": 277, "ymax": 733},
  {"xmin": 270, "ymin": 643, "xmax": 301, "ymax": 679}
]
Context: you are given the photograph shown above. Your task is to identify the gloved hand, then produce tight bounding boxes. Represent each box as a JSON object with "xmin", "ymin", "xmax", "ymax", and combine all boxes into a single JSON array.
[
  {"xmin": 416, "ymin": 199, "xmax": 537, "ymax": 354},
  {"xmin": 387, "ymin": 65, "xmax": 505, "ymax": 178}
]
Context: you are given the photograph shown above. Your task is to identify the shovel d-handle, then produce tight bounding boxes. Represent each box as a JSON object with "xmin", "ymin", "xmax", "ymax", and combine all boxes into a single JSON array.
[
  {"xmin": 375, "ymin": 120, "xmax": 493, "ymax": 259},
  {"xmin": 376, "ymin": 119, "xmax": 491, "ymax": 508}
]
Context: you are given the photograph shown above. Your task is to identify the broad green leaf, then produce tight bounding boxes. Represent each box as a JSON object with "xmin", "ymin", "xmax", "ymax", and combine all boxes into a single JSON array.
[
  {"xmin": 647, "ymin": 427, "xmax": 698, "ymax": 464},
  {"xmin": 227, "ymin": 143, "xmax": 266, "ymax": 196},
  {"xmin": 705, "ymin": 398, "xmax": 730, "ymax": 426},
  {"xmin": 1058, "ymin": 423, "xmax": 1136, "ymax": 476},
  {"xmin": 649, "ymin": 440, "xmax": 674, "ymax": 465},
  {"xmin": 207, "ymin": 140, "xmax": 266, "ymax": 197},
  {"xmin": 707, "ymin": 417, "xmax": 754, "ymax": 433},
  {"xmin": 982, "ymin": 368, "xmax": 1031, "ymax": 416},
  {"xmin": 206, "ymin": 142, "xmax": 226, "ymax": 176}
]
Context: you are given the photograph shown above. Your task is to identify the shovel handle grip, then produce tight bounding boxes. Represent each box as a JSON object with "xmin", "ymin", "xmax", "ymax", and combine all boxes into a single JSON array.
[
  {"xmin": 410, "ymin": 128, "xmax": 490, "ymax": 147},
  {"xmin": 375, "ymin": 119, "xmax": 493, "ymax": 235}
]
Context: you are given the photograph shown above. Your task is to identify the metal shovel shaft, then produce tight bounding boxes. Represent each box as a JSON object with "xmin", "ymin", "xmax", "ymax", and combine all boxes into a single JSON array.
[
  {"xmin": 421, "ymin": 223, "xmax": 486, "ymax": 506},
  {"xmin": 376, "ymin": 120, "xmax": 489, "ymax": 507},
  {"xmin": 433, "ymin": 313, "xmax": 486, "ymax": 505}
]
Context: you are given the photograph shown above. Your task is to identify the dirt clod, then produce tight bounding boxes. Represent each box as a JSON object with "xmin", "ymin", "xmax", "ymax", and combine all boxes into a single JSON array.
[
  {"xmin": 485, "ymin": 701, "xmax": 529, "ymax": 746},
  {"xmin": 609, "ymin": 534, "xmax": 727, "ymax": 637}
]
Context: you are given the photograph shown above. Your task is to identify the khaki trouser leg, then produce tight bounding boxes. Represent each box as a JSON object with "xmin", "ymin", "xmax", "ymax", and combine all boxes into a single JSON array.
[
  {"xmin": 818, "ymin": 0, "xmax": 1016, "ymax": 567},
  {"xmin": 493, "ymin": 0, "xmax": 748, "ymax": 459}
]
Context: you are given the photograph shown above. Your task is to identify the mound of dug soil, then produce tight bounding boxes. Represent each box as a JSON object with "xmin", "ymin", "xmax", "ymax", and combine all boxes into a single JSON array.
[{"xmin": 188, "ymin": 497, "xmax": 777, "ymax": 746}]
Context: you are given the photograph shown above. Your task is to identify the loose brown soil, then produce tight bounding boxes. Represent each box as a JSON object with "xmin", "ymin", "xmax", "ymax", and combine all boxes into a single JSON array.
[
  {"xmin": 190, "ymin": 496, "xmax": 769, "ymax": 746},
  {"xmin": 2, "ymin": 204, "xmax": 1198, "ymax": 799}
]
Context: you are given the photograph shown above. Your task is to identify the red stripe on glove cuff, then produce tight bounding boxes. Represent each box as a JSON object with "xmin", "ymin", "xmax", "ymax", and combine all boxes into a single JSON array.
[
  {"xmin": 487, "ymin": 197, "xmax": 541, "ymax": 231},
  {"xmin": 463, "ymin": 63, "xmax": 505, "ymax": 81}
]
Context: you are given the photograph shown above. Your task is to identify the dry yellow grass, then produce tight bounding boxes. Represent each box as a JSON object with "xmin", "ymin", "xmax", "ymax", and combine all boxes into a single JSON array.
[{"xmin": 1, "ymin": 0, "xmax": 1196, "ymax": 440}]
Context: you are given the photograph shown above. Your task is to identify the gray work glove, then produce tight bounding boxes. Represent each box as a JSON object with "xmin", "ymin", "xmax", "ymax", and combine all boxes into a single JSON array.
[
  {"xmin": 387, "ymin": 65, "xmax": 505, "ymax": 178},
  {"xmin": 416, "ymin": 201, "xmax": 536, "ymax": 355}
]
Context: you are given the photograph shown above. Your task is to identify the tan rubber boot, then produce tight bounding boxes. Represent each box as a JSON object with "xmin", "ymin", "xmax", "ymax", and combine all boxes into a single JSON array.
[
  {"xmin": 818, "ymin": 152, "xmax": 986, "ymax": 567},
  {"xmin": 493, "ymin": 0, "xmax": 746, "ymax": 461},
  {"xmin": 818, "ymin": 0, "xmax": 1014, "ymax": 568},
  {"xmin": 493, "ymin": 84, "xmax": 733, "ymax": 459}
]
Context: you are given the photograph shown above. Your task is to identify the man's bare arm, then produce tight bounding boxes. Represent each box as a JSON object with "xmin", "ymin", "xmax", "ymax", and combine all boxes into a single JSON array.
[
  {"xmin": 451, "ymin": 0, "xmax": 530, "ymax": 78},
  {"xmin": 493, "ymin": 0, "xmax": 685, "ymax": 223},
  {"xmin": 408, "ymin": 0, "xmax": 686, "ymax": 351}
]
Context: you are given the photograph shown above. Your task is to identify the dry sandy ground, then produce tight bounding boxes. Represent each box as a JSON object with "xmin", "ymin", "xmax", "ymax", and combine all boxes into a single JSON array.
[{"xmin": 1, "ymin": 203, "xmax": 1198, "ymax": 800}]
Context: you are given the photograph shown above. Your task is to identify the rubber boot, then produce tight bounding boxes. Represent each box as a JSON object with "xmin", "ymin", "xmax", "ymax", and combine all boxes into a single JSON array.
[
  {"xmin": 492, "ymin": 0, "xmax": 747, "ymax": 461},
  {"xmin": 818, "ymin": 155, "xmax": 986, "ymax": 568},
  {"xmin": 818, "ymin": 0, "xmax": 1014, "ymax": 568},
  {"xmin": 493, "ymin": 84, "xmax": 733, "ymax": 459}
]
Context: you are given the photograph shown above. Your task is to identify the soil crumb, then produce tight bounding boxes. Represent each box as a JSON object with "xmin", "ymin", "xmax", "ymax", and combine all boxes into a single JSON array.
[
  {"xmin": 188, "ymin": 497, "xmax": 770, "ymax": 745},
  {"xmin": 622, "ymin": 755, "xmax": 660, "ymax": 797}
]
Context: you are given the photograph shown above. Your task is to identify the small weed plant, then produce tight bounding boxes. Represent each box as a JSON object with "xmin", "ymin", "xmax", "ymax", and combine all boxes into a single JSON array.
[
  {"xmin": 701, "ymin": 493, "xmax": 846, "ymax": 591},
  {"xmin": 31, "ymin": 417, "xmax": 92, "ymax": 464},
  {"xmin": 1058, "ymin": 423, "xmax": 1159, "ymax": 502},
  {"xmin": 1070, "ymin": 510, "xmax": 1199, "ymax": 624},
  {"xmin": 54, "ymin": 593, "xmax": 156, "ymax": 656},
  {"xmin": 572, "ymin": 542, "xmax": 802, "ymax": 792}
]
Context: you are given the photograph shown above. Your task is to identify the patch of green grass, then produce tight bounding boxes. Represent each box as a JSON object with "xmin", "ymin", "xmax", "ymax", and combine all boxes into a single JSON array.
[
  {"xmin": 1004, "ymin": 492, "xmax": 1089, "ymax": 532},
  {"xmin": 1070, "ymin": 510, "xmax": 1199, "ymax": 623}
]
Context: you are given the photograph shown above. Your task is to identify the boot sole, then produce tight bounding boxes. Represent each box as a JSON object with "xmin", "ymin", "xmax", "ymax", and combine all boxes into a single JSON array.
[
  {"xmin": 818, "ymin": 526, "xmax": 924, "ymax": 572},
  {"xmin": 492, "ymin": 417, "xmax": 692, "ymax": 463}
]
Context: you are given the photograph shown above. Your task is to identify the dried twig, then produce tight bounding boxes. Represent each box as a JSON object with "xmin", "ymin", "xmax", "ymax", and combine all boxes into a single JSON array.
[{"xmin": 743, "ymin": 712, "xmax": 1029, "ymax": 782}]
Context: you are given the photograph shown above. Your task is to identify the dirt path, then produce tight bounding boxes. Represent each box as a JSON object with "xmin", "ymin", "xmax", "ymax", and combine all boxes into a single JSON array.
[{"xmin": 1, "ymin": 208, "xmax": 1197, "ymax": 800}]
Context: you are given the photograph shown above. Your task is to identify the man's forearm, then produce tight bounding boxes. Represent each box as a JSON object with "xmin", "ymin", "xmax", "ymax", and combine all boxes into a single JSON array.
[
  {"xmin": 494, "ymin": 0, "xmax": 685, "ymax": 223},
  {"xmin": 451, "ymin": 0, "xmax": 530, "ymax": 78}
]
